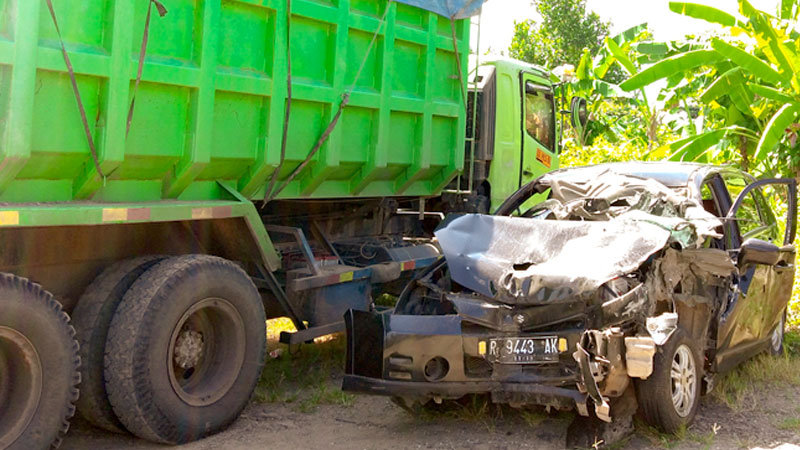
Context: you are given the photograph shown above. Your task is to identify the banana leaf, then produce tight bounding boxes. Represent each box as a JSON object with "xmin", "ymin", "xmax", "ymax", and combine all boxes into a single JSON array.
[
  {"xmin": 621, "ymin": 50, "xmax": 724, "ymax": 91},
  {"xmin": 669, "ymin": 2, "xmax": 740, "ymax": 27},
  {"xmin": 748, "ymin": 83, "xmax": 797, "ymax": 103},
  {"xmin": 606, "ymin": 38, "xmax": 637, "ymax": 76},
  {"xmin": 711, "ymin": 38, "xmax": 787, "ymax": 84},
  {"xmin": 700, "ymin": 67, "xmax": 746, "ymax": 103},
  {"xmin": 755, "ymin": 103, "xmax": 800, "ymax": 159},
  {"xmin": 635, "ymin": 42, "xmax": 670, "ymax": 55}
]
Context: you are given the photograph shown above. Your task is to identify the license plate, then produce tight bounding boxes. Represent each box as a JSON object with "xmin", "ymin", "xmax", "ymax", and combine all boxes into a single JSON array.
[{"xmin": 485, "ymin": 336, "xmax": 560, "ymax": 364}]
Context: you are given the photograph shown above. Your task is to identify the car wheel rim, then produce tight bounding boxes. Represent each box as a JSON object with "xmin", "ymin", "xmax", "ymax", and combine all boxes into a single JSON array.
[
  {"xmin": 0, "ymin": 326, "xmax": 43, "ymax": 448},
  {"xmin": 670, "ymin": 344, "xmax": 696, "ymax": 418},
  {"xmin": 167, "ymin": 298, "xmax": 246, "ymax": 407},
  {"xmin": 771, "ymin": 316, "xmax": 784, "ymax": 353}
]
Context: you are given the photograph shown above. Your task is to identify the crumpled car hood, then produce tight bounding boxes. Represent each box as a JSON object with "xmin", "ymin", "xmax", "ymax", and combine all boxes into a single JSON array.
[
  {"xmin": 435, "ymin": 213, "xmax": 671, "ymax": 303},
  {"xmin": 435, "ymin": 169, "xmax": 723, "ymax": 305}
]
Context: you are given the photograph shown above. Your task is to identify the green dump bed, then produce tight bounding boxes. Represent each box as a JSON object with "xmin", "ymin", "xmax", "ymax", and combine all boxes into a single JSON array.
[{"xmin": 0, "ymin": 0, "xmax": 469, "ymax": 203}]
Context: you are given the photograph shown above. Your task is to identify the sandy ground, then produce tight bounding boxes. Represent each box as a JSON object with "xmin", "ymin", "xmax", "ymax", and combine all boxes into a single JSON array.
[{"xmin": 61, "ymin": 379, "xmax": 800, "ymax": 450}]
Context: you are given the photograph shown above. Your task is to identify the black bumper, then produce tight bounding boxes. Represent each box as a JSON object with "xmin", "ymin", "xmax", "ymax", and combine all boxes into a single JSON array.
[
  {"xmin": 343, "ymin": 309, "xmax": 588, "ymax": 411},
  {"xmin": 343, "ymin": 374, "xmax": 587, "ymax": 405}
]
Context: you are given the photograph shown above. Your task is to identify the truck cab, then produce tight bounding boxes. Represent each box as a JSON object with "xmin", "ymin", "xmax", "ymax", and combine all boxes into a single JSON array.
[{"xmin": 451, "ymin": 59, "xmax": 569, "ymax": 213}]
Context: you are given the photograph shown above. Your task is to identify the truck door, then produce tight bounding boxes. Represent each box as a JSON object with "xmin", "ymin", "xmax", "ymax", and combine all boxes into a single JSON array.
[{"xmin": 519, "ymin": 74, "xmax": 558, "ymax": 189}]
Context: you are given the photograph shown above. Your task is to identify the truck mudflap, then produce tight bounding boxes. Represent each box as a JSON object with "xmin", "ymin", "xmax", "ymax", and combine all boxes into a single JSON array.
[{"xmin": 342, "ymin": 309, "xmax": 589, "ymax": 415}]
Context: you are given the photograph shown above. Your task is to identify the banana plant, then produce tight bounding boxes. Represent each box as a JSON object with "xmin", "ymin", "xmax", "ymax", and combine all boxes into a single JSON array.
[
  {"xmin": 620, "ymin": 0, "xmax": 800, "ymax": 176},
  {"xmin": 564, "ymin": 23, "xmax": 656, "ymax": 147}
]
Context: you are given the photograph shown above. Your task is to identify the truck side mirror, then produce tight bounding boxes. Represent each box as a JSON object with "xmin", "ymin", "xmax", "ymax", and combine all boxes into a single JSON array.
[
  {"xmin": 739, "ymin": 238, "xmax": 780, "ymax": 267},
  {"xmin": 570, "ymin": 97, "xmax": 588, "ymax": 129},
  {"xmin": 570, "ymin": 97, "xmax": 589, "ymax": 146}
]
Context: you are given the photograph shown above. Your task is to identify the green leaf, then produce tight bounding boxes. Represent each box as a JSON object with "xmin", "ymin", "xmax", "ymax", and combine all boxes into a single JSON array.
[
  {"xmin": 576, "ymin": 49, "xmax": 593, "ymax": 80},
  {"xmin": 610, "ymin": 23, "xmax": 649, "ymax": 45},
  {"xmin": 635, "ymin": 42, "xmax": 670, "ymax": 55},
  {"xmin": 590, "ymin": 80, "xmax": 632, "ymax": 98},
  {"xmin": 700, "ymin": 67, "xmax": 746, "ymax": 103},
  {"xmin": 620, "ymin": 50, "xmax": 724, "ymax": 91},
  {"xmin": 755, "ymin": 103, "xmax": 800, "ymax": 160},
  {"xmin": 780, "ymin": 0, "xmax": 797, "ymax": 20},
  {"xmin": 606, "ymin": 38, "xmax": 637, "ymax": 76},
  {"xmin": 668, "ymin": 129, "xmax": 729, "ymax": 161},
  {"xmin": 738, "ymin": 0, "xmax": 760, "ymax": 19},
  {"xmin": 748, "ymin": 82, "xmax": 797, "ymax": 103},
  {"xmin": 669, "ymin": 2, "xmax": 739, "ymax": 27},
  {"xmin": 748, "ymin": 11, "xmax": 798, "ymax": 78},
  {"xmin": 711, "ymin": 38, "xmax": 787, "ymax": 84},
  {"xmin": 729, "ymin": 85, "xmax": 756, "ymax": 117},
  {"xmin": 593, "ymin": 55, "xmax": 616, "ymax": 79}
]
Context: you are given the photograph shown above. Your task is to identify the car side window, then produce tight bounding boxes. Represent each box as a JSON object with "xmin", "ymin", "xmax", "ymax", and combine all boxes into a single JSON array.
[
  {"xmin": 524, "ymin": 85, "xmax": 555, "ymax": 152},
  {"xmin": 723, "ymin": 174, "xmax": 780, "ymax": 243}
]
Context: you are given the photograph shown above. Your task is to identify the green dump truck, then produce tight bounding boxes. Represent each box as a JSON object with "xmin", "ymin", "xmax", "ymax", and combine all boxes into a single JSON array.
[{"xmin": 0, "ymin": 0, "xmax": 582, "ymax": 447}]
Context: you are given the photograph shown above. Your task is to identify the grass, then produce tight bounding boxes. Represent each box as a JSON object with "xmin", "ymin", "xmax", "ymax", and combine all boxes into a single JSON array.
[
  {"xmin": 253, "ymin": 317, "xmax": 354, "ymax": 412},
  {"xmin": 710, "ymin": 329, "xmax": 800, "ymax": 411},
  {"xmin": 777, "ymin": 417, "xmax": 800, "ymax": 431}
]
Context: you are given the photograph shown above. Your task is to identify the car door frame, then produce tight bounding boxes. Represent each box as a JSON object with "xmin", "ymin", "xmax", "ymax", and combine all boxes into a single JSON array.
[{"xmin": 715, "ymin": 177, "xmax": 797, "ymax": 372}]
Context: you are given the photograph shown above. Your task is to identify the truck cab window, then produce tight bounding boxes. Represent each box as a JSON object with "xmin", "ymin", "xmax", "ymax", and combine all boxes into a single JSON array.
[{"xmin": 524, "ymin": 85, "xmax": 555, "ymax": 152}]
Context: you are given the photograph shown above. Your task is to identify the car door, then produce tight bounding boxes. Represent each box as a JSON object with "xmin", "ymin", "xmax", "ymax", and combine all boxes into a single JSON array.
[
  {"xmin": 712, "ymin": 174, "xmax": 796, "ymax": 372},
  {"xmin": 726, "ymin": 178, "xmax": 797, "ymax": 342}
]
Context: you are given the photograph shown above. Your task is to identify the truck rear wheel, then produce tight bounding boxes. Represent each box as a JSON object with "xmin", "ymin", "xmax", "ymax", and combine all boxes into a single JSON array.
[
  {"xmin": 104, "ymin": 255, "xmax": 266, "ymax": 444},
  {"xmin": 0, "ymin": 274, "xmax": 79, "ymax": 450},
  {"xmin": 71, "ymin": 256, "xmax": 165, "ymax": 433}
]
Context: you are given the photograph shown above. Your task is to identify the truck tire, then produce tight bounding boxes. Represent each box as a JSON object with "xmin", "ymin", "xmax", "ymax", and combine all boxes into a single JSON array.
[
  {"xmin": 71, "ymin": 256, "xmax": 166, "ymax": 433},
  {"xmin": 104, "ymin": 255, "xmax": 266, "ymax": 444},
  {"xmin": 0, "ymin": 273, "xmax": 79, "ymax": 450},
  {"xmin": 635, "ymin": 329, "xmax": 701, "ymax": 433}
]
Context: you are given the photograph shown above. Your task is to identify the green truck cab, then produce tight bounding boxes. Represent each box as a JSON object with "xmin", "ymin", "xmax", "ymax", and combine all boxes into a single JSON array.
[
  {"xmin": 0, "ymin": 1, "xmax": 579, "ymax": 447},
  {"xmin": 466, "ymin": 59, "xmax": 562, "ymax": 212}
]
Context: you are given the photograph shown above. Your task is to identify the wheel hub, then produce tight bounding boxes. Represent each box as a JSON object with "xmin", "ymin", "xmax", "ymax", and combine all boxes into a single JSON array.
[
  {"xmin": 167, "ymin": 298, "xmax": 246, "ymax": 407},
  {"xmin": 670, "ymin": 344, "xmax": 696, "ymax": 418},
  {"xmin": 0, "ymin": 326, "xmax": 43, "ymax": 448},
  {"xmin": 173, "ymin": 329, "xmax": 204, "ymax": 369}
]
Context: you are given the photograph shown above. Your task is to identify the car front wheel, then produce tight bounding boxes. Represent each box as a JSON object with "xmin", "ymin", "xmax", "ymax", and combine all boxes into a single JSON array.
[{"xmin": 635, "ymin": 329, "xmax": 701, "ymax": 433}]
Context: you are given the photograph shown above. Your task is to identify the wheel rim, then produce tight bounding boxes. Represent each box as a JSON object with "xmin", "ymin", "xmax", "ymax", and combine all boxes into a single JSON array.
[
  {"xmin": 167, "ymin": 298, "xmax": 246, "ymax": 407},
  {"xmin": 0, "ymin": 326, "xmax": 43, "ymax": 448},
  {"xmin": 670, "ymin": 344, "xmax": 697, "ymax": 418},
  {"xmin": 771, "ymin": 315, "xmax": 784, "ymax": 353}
]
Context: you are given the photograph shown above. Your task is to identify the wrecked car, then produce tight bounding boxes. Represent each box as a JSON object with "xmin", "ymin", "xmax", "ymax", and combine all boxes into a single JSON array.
[{"xmin": 343, "ymin": 162, "xmax": 797, "ymax": 443}]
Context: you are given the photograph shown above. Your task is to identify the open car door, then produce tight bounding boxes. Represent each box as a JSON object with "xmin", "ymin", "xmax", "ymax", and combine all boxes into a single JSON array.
[{"xmin": 726, "ymin": 178, "xmax": 797, "ymax": 351}]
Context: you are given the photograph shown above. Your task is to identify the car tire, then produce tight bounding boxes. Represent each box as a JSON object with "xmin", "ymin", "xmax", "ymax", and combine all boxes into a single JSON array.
[
  {"xmin": 71, "ymin": 256, "xmax": 166, "ymax": 433},
  {"xmin": 769, "ymin": 310, "xmax": 786, "ymax": 356},
  {"xmin": 0, "ymin": 273, "xmax": 79, "ymax": 450},
  {"xmin": 104, "ymin": 255, "xmax": 266, "ymax": 444},
  {"xmin": 635, "ymin": 329, "xmax": 701, "ymax": 434}
]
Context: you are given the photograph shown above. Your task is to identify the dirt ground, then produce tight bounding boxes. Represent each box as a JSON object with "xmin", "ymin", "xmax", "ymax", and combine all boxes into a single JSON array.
[{"xmin": 61, "ymin": 378, "xmax": 800, "ymax": 450}]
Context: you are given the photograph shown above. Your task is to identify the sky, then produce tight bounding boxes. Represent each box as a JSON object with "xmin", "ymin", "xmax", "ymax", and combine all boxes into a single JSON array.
[{"xmin": 478, "ymin": 0, "xmax": 781, "ymax": 57}]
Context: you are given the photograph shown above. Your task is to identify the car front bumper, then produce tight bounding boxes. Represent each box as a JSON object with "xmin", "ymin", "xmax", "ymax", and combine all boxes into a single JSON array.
[{"xmin": 342, "ymin": 309, "xmax": 590, "ymax": 414}]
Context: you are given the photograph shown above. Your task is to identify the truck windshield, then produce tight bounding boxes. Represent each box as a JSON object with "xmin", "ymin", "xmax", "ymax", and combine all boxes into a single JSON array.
[{"xmin": 524, "ymin": 87, "xmax": 555, "ymax": 152}]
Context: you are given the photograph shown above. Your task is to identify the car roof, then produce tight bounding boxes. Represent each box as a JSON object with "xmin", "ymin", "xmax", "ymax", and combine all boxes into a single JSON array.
[{"xmin": 553, "ymin": 161, "xmax": 731, "ymax": 188}]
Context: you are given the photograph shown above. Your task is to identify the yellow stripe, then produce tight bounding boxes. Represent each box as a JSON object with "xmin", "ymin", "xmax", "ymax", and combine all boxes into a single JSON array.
[
  {"xmin": 102, "ymin": 208, "xmax": 128, "ymax": 222},
  {"xmin": 339, "ymin": 272, "xmax": 354, "ymax": 283},
  {"xmin": 191, "ymin": 207, "xmax": 213, "ymax": 219},
  {"xmin": 0, "ymin": 211, "xmax": 19, "ymax": 226}
]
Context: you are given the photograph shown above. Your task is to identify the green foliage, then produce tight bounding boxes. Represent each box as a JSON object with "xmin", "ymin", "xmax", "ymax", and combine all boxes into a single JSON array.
[
  {"xmin": 509, "ymin": 0, "xmax": 610, "ymax": 69},
  {"xmin": 620, "ymin": 0, "xmax": 800, "ymax": 177}
]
